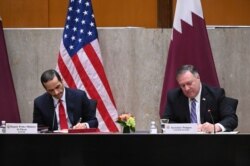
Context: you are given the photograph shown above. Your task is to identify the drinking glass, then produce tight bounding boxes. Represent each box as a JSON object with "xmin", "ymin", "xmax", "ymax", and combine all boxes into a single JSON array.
[{"xmin": 160, "ymin": 119, "xmax": 169, "ymax": 133}]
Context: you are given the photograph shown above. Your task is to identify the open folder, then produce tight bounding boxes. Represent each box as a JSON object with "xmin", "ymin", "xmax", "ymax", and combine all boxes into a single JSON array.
[{"xmin": 68, "ymin": 128, "xmax": 100, "ymax": 133}]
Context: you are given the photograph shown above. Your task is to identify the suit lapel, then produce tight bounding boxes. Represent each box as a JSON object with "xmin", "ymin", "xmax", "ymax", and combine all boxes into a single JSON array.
[
  {"xmin": 46, "ymin": 95, "xmax": 58, "ymax": 130},
  {"xmin": 179, "ymin": 94, "xmax": 190, "ymax": 123},
  {"xmin": 65, "ymin": 88, "xmax": 75, "ymax": 124},
  {"xmin": 200, "ymin": 86, "xmax": 209, "ymax": 123},
  {"xmin": 200, "ymin": 98, "xmax": 206, "ymax": 123}
]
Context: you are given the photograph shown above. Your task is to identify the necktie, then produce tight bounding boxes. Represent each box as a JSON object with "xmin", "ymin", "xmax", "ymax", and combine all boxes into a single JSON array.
[
  {"xmin": 58, "ymin": 99, "xmax": 68, "ymax": 129},
  {"xmin": 190, "ymin": 99, "xmax": 197, "ymax": 123}
]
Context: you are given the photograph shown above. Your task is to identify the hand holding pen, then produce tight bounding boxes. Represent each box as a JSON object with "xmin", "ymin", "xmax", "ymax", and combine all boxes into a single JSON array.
[
  {"xmin": 73, "ymin": 117, "xmax": 87, "ymax": 129},
  {"xmin": 77, "ymin": 117, "xmax": 82, "ymax": 124}
]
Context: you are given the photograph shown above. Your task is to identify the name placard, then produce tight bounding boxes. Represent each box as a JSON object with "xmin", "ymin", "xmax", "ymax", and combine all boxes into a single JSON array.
[
  {"xmin": 6, "ymin": 123, "xmax": 38, "ymax": 134},
  {"xmin": 163, "ymin": 123, "xmax": 198, "ymax": 134}
]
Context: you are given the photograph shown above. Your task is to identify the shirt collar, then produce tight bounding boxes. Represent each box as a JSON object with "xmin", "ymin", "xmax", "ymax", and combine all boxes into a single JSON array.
[
  {"xmin": 53, "ymin": 87, "xmax": 66, "ymax": 106},
  {"xmin": 189, "ymin": 83, "xmax": 202, "ymax": 102}
]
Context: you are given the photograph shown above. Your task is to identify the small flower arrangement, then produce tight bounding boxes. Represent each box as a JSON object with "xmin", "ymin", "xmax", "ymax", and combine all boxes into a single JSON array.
[{"xmin": 117, "ymin": 113, "xmax": 136, "ymax": 133}]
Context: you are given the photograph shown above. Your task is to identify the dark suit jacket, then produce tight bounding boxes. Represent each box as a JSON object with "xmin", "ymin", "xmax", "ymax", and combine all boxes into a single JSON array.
[
  {"xmin": 163, "ymin": 84, "xmax": 238, "ymax": 131},
  {"xmin": 33, "ymin": 88, "xmax": 98, "ymax": 131}
]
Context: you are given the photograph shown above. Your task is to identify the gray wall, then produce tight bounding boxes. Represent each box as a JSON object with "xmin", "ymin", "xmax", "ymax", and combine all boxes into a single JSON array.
[{"xmin": 4, "ymin": 28, "xmax": 250, "ymax": 132}]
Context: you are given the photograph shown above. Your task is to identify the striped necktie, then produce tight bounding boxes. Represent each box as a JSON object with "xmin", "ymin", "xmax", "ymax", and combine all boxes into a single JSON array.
[{"xmin": 190, "ymin": 99, "xmax": 197, "ymax": 123}]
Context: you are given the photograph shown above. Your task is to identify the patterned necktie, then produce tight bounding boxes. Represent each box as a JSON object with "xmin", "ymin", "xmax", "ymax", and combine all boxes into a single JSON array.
[
  {"xmin": 58, "ymin": 99, "xmax": 68, "ymax": 129},
  {"xmin": 190, "ymin": 99, "xmax": 197, "ymax": 123}
]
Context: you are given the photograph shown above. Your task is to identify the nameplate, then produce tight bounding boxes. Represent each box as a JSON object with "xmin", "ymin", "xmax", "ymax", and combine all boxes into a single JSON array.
[
  {"xmin": 163, "ymin": 123, "xmax": 197, "ymax": 134},
  {"xmin": 6, "ymin": 123, "xmax": 38, "ymax": 134}
]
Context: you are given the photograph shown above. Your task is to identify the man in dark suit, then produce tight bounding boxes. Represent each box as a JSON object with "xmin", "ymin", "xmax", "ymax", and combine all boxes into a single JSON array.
[
  {"xmin": 163, "ymin": 65, "xmax": 238, "ymax": 132},
  {"xmin": 33, "ymin": 69, "xmax": 98, "ymax": 131}
]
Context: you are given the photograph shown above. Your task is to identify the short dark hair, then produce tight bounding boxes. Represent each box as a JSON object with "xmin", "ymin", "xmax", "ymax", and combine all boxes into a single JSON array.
[
  {"xmin": 176, "ymin": 65, "xmax": 199, "ymax": 77},
  {"xmin": 40, "ymin": 69, "xmax": 62, "ymax": 86}
]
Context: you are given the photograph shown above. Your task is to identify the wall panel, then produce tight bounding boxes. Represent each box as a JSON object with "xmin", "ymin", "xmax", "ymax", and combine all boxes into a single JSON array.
[
  {"xmin": 1, "ymin": 0, "xmax": 250, "ymax": 28},
  {"xmin": 172, "ymin": 0, "xmax": 250, "ymax": 26},
  {"xmin": 4, "ymin": 28, "xmax": 250, "ymax": 132},
  {"xmin": 0, "ymin": 0, "xmax": 48, "ymax": 27},
  {"xmin": 48, "ymin": 0, "xmax": 68, "ymax": 27},
  {"xmin": 92, "ymin": 0, "xmax": 157, "ymax": 28},
  {"xmin": 203, "ymin": 0, "xmax": 250, "ymax": 25}
]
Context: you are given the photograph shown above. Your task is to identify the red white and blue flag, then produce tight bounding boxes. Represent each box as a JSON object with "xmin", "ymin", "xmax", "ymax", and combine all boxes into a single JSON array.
[
  {"xmin": 159, "ymin": 0, "xmax": 220, "ymax": 117},
  {"xmin": 56, "ymin": 0, "xmax": 119, "ymax": 132}
]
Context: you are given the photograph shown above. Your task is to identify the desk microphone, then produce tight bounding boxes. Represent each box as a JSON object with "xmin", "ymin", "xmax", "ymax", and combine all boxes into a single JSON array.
[
  {"xmin": 208, "ymin": 109, "xmax": 216, "ymax": 134},
  {"xmin": 203, "ymin": 98, "xmax": 216, "ymax": 134},
  {"xmin": 51, "ymin": 102, "xmax": 59, "ymax": 131}
]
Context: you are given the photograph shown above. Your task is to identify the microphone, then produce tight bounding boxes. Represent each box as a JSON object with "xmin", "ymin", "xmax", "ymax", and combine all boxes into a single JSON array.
[
  {"xmin": 203, "ymin": 97, "xmax": 215, "ymax": 134},
  {"xmin": 208, "ymin": 109, "xmax": 216, "ymax": 134},
  {"xmin": 52, "ymin": 109, "xmax": 56, "ymax": 131},
  {"xmin": 51, "ymin": 102, "xmax": 59, "ymax": 131}
]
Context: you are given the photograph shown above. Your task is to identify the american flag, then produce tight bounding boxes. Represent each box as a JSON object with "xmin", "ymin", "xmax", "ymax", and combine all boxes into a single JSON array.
[{"xmin": 56, "ymin": 0, "xmax": 119, "ymax": 132}]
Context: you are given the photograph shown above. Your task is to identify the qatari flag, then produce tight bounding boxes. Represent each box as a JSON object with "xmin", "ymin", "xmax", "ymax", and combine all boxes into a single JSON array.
[
  {"xmin": 159, "ymin": 0, "xmax": 220, "ymax": 117},
  {"xmin": 0, "ymin": 18, "xmax": 21, "ymax": 123}
]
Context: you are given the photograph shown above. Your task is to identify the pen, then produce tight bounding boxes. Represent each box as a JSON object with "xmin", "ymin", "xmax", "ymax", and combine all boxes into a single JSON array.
[{"xmin": 77, "ymin": 117, "xmax": 82, "ymax": 124}]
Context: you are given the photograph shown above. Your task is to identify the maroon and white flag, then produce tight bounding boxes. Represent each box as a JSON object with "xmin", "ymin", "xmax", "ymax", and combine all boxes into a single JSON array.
[
  {"xmin": 0, "ymin": 18, "xmax": 21, "ymax": 123},
  {"xmin": 159, "ymin": 0, "xmax": 220, "ymax": 117}
]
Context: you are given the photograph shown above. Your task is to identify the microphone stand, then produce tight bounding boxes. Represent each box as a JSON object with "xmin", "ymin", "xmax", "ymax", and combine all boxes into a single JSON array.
[
  {"xmin": 208, "ymin": 109, "xmax": 216, "ymax": 134},
  {"xmin": 52, "ymin": 102, "xmax": 59, "ymax": 132},
  {"xmin": 52, "ymin": 110, "xmax": 56, "ymax": 132}
]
